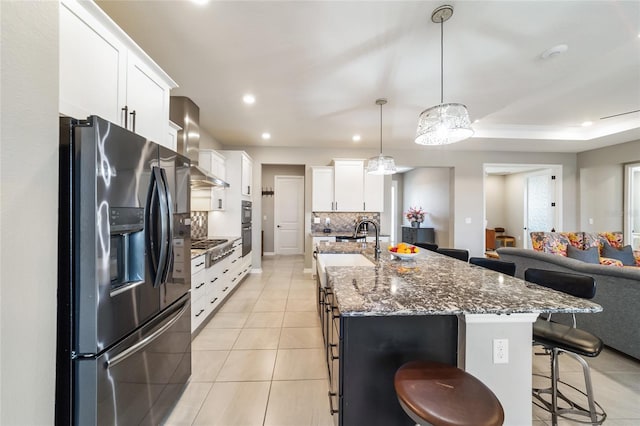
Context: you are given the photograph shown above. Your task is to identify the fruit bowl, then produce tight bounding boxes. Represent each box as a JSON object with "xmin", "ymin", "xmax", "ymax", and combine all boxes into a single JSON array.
[
  {"xmin": 389, "ymin": 250, "xmax": 419, "ymax": 261},
  {"xmin": 388, "ymin": 244, "xmax": 420, "ymax": 261}
]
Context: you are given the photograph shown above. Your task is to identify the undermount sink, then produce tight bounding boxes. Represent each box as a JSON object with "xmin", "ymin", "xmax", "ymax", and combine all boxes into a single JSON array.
[{"xmin": 317, "ymin": 253, "xmax": 374, "ymax": 287}]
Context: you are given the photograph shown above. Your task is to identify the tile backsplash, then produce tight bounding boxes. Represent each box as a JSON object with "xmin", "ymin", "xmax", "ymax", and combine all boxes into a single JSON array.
[
  {"xmin": 311, "ymin": 212, "xmax": 380, "ymax": 233},
  {"xmin": 191, "ymin": 211, "xmax": 208, "ymax": 239}
]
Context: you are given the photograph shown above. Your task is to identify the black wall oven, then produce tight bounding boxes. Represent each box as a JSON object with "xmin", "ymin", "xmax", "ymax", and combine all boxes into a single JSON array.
[{"xmin": 241, "ymin": 201, "xmax": 252, "ymax": 257}]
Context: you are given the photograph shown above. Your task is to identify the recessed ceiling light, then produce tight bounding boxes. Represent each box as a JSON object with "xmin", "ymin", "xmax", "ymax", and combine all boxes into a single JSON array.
[
  {"xmin": 243, "ymin": 94, "xmax": 255, "ymax": 105},
  {"xmin": 473, "ymin": 119, "xmax": 481, "ymax": 123},
  {"xmin": 352, "ymin": 134, "xmax": 361, "ymax": 142},
  {"xmin": 191, "ymin": 0, "xmax": 209, "ymax": 5},
  {"xmin": 582, "ymin": 121, "xmax": 593, "ymax": 127},
  {"xmin": 541, "ymin": 44, "xmax": 568, "ymax": 60},
  {"xmin": 261, "ymin": 132, "xmax": 271, "ymax": 140}
]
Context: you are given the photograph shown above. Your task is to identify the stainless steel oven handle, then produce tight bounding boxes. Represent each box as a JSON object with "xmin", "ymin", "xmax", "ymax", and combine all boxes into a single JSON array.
[{"xmin": 105, "ymin": 298, "xmax": 189, "ymax": 369}]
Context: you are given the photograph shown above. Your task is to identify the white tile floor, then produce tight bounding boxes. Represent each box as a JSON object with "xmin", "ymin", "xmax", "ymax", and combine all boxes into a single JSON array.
[{"xmin": 165, "ymin": 255, "xmax": 640, "ymax": 426}]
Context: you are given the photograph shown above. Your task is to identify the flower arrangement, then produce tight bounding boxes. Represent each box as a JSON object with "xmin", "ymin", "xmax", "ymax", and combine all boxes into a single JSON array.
[{"xmin": 405, "ymin": 206, "xmax": 426, "ymax": 223}]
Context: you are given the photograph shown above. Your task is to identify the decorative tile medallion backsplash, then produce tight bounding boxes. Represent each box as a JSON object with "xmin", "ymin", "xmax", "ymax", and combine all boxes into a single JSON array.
[
  {"xmin": 191, "ymin": 211, "xmax": 208, "ymax": 239},
  {"xmin": 311, "ymin": 212, "xmax": 380, "ymax": 233}
]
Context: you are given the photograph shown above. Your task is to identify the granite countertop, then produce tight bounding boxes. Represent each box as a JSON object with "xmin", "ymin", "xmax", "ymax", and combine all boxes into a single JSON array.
[{"xmin": 316, "ymin": 243, "xmax": 602, "ymax": 317}]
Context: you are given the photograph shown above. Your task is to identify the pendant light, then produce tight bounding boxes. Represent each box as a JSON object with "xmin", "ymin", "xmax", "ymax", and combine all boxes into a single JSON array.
[
  {"xmin": 415, "ymin": 5, "xmax": 474, "ymax": 146},
  {"xmin": 367, "ymin": 98, "xmax": 396, "ymax": 175}
]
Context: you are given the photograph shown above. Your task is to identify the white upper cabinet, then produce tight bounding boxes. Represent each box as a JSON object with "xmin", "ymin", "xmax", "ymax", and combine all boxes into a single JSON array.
[
  {"xmin": 59, "ymin": 0, "xmax": 177, "ymax": 148},
  {"xmin": 60, "ymin": 1, "xmax": 126, "ymax": 125},
  {"xmin": 363, "ymin": 172, "xmax": 384, "ymax": 212},
  {"xmin": 312, "ymin": 167, "xmax": 335, "ymax": 211},
  {"xmin": 334, "ymin": 160, "xmax": 365, "ymax": 212},
  {"xmin": 241, "ymin": 153, "xmax": 253, "ymax": 198},
  {"xmin": 311, "ymin": 160, "xmax": 384, "ymax": 212}
]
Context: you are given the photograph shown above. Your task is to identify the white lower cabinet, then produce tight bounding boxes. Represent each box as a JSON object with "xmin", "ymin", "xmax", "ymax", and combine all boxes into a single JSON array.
[
  {"xmin": 190, "ymin": 239, "xmax": 250, "ymax": 334},
  {"xmin": 190, "ymin": 255, "xmax": 208, "ymax": 332}
]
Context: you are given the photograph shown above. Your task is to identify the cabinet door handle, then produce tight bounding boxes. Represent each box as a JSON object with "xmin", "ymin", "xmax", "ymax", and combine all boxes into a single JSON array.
[
  {"xmin": 222, "ymin": 286, "xmax": 229, "ymax": 292},
  {"xmin": 329, "ymin": 343, "xmax": 339, "ymax": 360},
  {"xmin": 210, "ymin": 277, "xmax": 218, "ymax": 283},
  {"xmin": 130, "ymin": 110, "xmax": 136, "ymax": 132},
  {"xmin": 218, "ymin": 198, "xmax": 222, "ymax": 209},
  {"xmin": 335, "ymin": 202, "xmax": 338, "ymax": 210},
  {"xmin": 247, "ymin": 185, "xmax": 251, "ymax": 194},
  {"xmin": 210, "ymin": 297, "xmax": 218, "ymax": 304},
  {"xmin": 195, "ymin": 282, "xmax": 205, "ymax": 289},
  {"xmin": 195, "ymin": 309, "xmax": 205, "ymax": 317},
  {"xmin": 121, "ymin": 105, "xmax": 128, "ymax": 128},
  {"xmin": 328, "ymin": 391, "xmax": 339, "ymax": 415},
  {"xmin": 363, "ymin": 202, "xmax": 366, "ymax": 210},
  {"xmin": 196, "ymin": 261, "xmax": 204, "ymax": 267},
  {"xmin": 223, "ymin": 269, "xmax": 229, "ymax": 274}
]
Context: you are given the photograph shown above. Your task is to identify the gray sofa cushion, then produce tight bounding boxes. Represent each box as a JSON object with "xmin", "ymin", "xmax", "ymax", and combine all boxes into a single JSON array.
[
  {"xmin": 567, "ymin": 245, "xmax": 599, "ymax": 264},
  {"xmin": 602, "ymin": 243, "xmax": 636, "ymax": 266}
]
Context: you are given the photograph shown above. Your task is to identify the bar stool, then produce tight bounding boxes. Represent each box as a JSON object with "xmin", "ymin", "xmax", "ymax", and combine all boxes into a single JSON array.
[
  {"xmin": 436, "ymin": 248, "xmax": 469, "ymax": 262},
  {"xmin": 469, "ymin": 257, "xmax": 516, "ymax": 276},
  {"xmin": 415, "ymin": 242, "xmax": 438, "ymax": 252},
  {"xmin": 394, "ymin": 361, "xmax": 504, "ymax": 426},
  {"xmin": 524, "ymin": 268, "xmax": 606, "ymax": 425}
]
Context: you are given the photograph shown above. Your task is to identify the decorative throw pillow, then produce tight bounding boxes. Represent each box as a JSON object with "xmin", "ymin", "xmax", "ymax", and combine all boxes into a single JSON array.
[
  {"xmin": 602, "ymin": 242, "xmax": 636, "ymax": 266},
  {"xmin": 566, "ymin": 245, "xmax": 600, "ymax": 264}
]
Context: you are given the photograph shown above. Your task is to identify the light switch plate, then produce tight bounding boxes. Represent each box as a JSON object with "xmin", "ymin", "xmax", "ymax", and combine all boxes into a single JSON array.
[{"xmin": 314, "ymin": 217, "xmax": 320, "ymax": 224}]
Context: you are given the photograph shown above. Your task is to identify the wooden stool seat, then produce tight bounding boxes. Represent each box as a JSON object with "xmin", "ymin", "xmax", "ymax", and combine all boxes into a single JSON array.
[{"xmin": 394, "ymin": 361, "xmax": 504, "ymax": 426}]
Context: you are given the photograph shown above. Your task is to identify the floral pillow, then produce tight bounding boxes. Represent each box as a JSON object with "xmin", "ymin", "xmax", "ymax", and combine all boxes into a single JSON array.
[
  {"xmin": 530, "ymin": 232, "xmax": 570, "ymax": 256},
  {"xmin": 599, "ymin": 257, "xmax": 624, "ymax": 267}
]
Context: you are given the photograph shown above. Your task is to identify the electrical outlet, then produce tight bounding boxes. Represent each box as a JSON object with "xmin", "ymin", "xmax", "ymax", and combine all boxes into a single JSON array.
[
  {"xmin": 314, "ymin": 217, "xmax": 320, "ymax": 224},
  {"xmin": 493, "ymin": 339, "xmax": 508, "ymax": 364}
]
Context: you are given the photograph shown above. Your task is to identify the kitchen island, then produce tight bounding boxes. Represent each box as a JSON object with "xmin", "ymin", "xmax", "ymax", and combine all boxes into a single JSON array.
[{"xmin": 316, "ymin": 243, "xmax": 602, "ymax": 426}]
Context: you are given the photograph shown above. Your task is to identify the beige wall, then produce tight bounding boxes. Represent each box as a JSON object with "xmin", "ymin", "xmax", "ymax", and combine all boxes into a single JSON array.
[
  {"xmin": 485, "ymin": 175, "xmax": 506, "ymax": 231},
  {"xmin": 235, "ymin": 146, "xmax": 579, "ymax": 269},
  {"xmin": 577, "ymin": 139, "xmax": 640, "ymax": 233},
  {"xmin": 402, "ymin": 168, "xmax": 452, "ymax": 248},
  {"xmin": 1, "ymin": 2, "xmax": 59, "ymax": 424}
]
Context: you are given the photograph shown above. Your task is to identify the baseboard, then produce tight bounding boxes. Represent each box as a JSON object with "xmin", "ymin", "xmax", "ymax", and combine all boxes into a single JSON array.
[
  {"xmin": 250, "ymin": 268, "xmax": 263, "ymax": 274},
  {"xmin": 263, "ymin": 252, "xmax": 276, "ymax": 256},
  {"xmin": 303, "ymin": 267, "xmax": 314, "ymax": 275}
]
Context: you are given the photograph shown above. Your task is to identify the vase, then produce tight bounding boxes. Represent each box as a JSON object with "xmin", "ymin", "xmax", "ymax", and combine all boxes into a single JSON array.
[{"xmin": 411, "ymin": 222, "xmax": 419, "ymax": 228}]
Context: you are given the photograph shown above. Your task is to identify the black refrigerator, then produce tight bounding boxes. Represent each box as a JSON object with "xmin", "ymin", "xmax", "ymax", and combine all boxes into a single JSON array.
[{"xmin": 57, "ymin": 116, "xmax": 191, "ymax": 425}]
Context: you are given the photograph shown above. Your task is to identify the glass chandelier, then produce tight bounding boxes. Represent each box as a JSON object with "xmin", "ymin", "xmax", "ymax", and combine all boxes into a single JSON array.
[
  {"xmin": 367, "ymin": 98, "xmax": 396, "ymax": 175},
  {"xmin": 415, "ymin": 5, "xmax": 473, "ymax": 146}
]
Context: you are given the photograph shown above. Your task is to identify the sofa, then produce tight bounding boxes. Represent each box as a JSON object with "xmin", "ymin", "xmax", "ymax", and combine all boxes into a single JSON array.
[
  {"xmin": 529, "ymin": 231, "xmax": 640, "ymax": 266},
  {"xmin": 497, "ymin": 246, "xmax": 640, "ymax": 360}
]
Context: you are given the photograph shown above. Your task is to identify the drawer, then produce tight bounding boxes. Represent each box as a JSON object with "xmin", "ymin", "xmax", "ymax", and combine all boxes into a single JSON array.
[{"xmin": 191, "ymin": 255, "xmax": 206, "ymax": 274}]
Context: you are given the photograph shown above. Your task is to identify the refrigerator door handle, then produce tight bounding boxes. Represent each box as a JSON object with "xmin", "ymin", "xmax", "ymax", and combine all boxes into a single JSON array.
[
  {"xmin": 159, "ymin": 167, "xmax": 174, "ymax": 284},
  {"xmin": 146, "ymin": 167, "xmax": 170, "ymax": 288},
  {"xmin": 105, "ymin": 297, "xmax": 189, "ymax": 369}
]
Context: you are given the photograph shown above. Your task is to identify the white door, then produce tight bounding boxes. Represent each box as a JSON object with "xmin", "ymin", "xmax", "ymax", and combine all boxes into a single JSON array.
[
  {"xmin": 274, "ymin": 176, "xmax": 304, "ymax": 255},
  {"xmin": 625, "ymin": 163, "xmax": 640, "ymax": 250},
  {"xmin": 524, "ymin": 170, "xmax": 558, "ymax": 248}
]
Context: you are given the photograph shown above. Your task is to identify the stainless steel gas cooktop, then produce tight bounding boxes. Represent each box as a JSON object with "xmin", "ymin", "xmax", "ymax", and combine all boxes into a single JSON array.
[{"xmin": 191, "ymin": 238, "xmax": 235, "ymax": 267}]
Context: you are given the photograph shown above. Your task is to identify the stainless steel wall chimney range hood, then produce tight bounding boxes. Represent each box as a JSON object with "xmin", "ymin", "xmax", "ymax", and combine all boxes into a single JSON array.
[{"xmin": 169, "ymin": 96, "xmax": 230, "ymax": 188}]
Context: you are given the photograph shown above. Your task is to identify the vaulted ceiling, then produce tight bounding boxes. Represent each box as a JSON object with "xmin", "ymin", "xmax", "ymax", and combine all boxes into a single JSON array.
[{"xmin": 97, "ymin": 0, "xmax": 640, "ymax": 153}]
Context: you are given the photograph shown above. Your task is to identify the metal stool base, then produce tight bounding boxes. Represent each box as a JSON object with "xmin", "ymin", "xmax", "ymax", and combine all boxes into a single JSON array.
[{"xmin": 533, "ymin": 373, "xmax": 606, "ymax": 425}]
